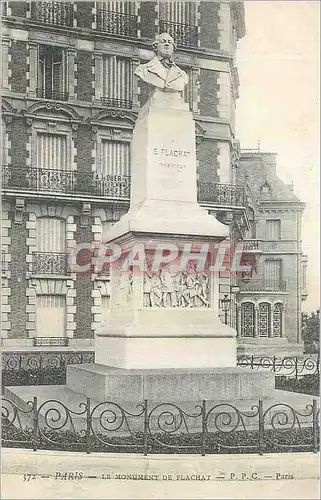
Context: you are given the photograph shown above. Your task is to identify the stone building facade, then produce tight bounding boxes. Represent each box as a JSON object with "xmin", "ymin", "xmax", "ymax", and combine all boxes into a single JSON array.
[
  {"xmin": 1, "ymin": 1, "xmax": 306, "ymax": 358},
  {"xmin": 235, "ymin": 150, "xmax": 307, "ymax": 356}
]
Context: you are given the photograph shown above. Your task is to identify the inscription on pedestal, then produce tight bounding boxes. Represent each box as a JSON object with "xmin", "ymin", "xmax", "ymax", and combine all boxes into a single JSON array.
[{"xmin": 152, "ymin": 145, "xmax": 191, "ymax": 175}]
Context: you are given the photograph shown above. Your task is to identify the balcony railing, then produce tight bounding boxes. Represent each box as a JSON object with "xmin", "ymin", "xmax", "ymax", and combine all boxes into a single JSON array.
[
  {"xmin": 2, "ymin": 167, "xmax": 250, "ymax": 209},
  {"xmin": 36, "ymin": 88, "xmax": 69, "ymax": 101},
  {"xmin": 96, "ymin": 9, "xmax": 138, "ymax": 38},
  {"xmin": 31, "ymin": 2, "xmax": 73, "ymax": 27},
  {"xmin": 101, "ymin": 97, "xmax": 133, "ymax": 109},
  {"xmin": 2, "ymin": 166, "xmax": 131, "ymax": 199},
  {"xmin": 32, "ymin": 252, "xmax": 69, "ymax": 275},
  {"xmin": 197, "ymin": 182, "xmax": 245, "ymax": 207},
  {"xmin": 159, "ymin": 20, "xmax": 198, "ymax": 48},
  {"xmin": 239, "ymin": 279, "xmax": 287, "ymax": 292},
  {"xmin": 242, "ymin": 239, "xmax": 261, "ymax": 252}
]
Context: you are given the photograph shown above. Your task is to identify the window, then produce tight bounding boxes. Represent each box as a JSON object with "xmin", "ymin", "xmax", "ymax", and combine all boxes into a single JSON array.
[
  {"xmin": 36, "ymin": 295, "xmax": 66, "ymax": 337},
  {"xmin": 31, "ymin": 1, "xmax": 73, "ymax": 27},
  {"xmin": 96, "ymin": 2, "xmax": 137, "ymax": 37},
  {"xmin": 264, "ymin": 259, "xmax": 282, "ymax": 289},
  {"xmin": 37, "ymin": 133, "xmax": 67, "ymax": 171},
  {"xmin": 266, "ymin": 219, "xmax": 281, "ymax": 240},
  {"xmin": 96, "ymin": 1, "xmax": 135, "ymax": 14},
  {"xmin": 102, "ymin": 55, "xmax": 132, "ymax": 108},
  {"xmin": 159, "ymin": 1, "xmax": 197, "ymax": 25},
  {"xmin": 240, "ymin": 302, "xmax": 255, "ymax": 337},
  {"xmin": 98, "ymin": 140, "xmax": 130, "ymax": 177},
  {"xmin": 260, "ymin": 181, "xmax": 271, "ymax": 196},
  {"xmin": 36, "ymin": 218, "xmax": 66, "ymax": 252},
  {"xmin": 273, "ymin": 303, "xmax": 283, "ymax": 337},
  {"xmin": 158, "ymin": 2, "xmax": 198, "ymax": 48},
  {"xmin": 258, "ymin": 302, "xmax": 270, "ymax": 337},
  {"xmin": 37, "ymin": 45, "xmax": 68, "ymax": 100},
  {"xmin": 33, "ymin": 218, "xmax": 67, "ymax": 275}
]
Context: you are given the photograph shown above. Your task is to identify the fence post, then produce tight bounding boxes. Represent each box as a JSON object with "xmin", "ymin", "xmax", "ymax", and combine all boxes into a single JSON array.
[
  {"xmin": 294, "ymin": 357, "xmax": 298, "ymax": 381},
  {"xmin": 143, "ymin": 399, "xmax": 148, "ymax": 456},
  {"xmin": 312, "ymin": 399, "xmax": 319, "ymax": 453},
  {"xmin": 272, "ymin": 356, "xmax": 276, "ymax": 372},
  {"xmin": 201, "ymin": 400, "xmax": 207, "ymax": 456},
  {"xmin": 86, "ymin": 398, "xmax": 91, "ymax": 454},
  {"xmin": 32, "ymin": 396, "xmax": 38, "ymax": 451},
  {"xmin": 258, "ymin": 400, "xmax": 264, "ymax": 455},
  {"xmin": 250, "ymin": 355, "xmax": 254, "ymax": 370}
]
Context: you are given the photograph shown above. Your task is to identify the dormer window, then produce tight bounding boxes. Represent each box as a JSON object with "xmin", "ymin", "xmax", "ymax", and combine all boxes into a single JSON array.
[{"xmin": 260, "ymin": 181, "xmax": 271, "ymax": 195}]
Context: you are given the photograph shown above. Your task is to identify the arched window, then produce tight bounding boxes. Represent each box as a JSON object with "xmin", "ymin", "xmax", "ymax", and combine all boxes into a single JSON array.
[
  {"xmin": 240, "ymin": 302, "xmax": 255, "ymax": 337},
  {"xmin": 273, "ymin": 303, "xmax": 283, "ymax": 337},
  {"xmin": 258, "ymin": 302, "xmax": 270, "ymax": 337}
]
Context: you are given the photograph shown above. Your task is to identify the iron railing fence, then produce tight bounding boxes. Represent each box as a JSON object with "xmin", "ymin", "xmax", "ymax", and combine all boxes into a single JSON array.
[
  {"xmin": 159, "ymin": 20, "xmax": 198, "ymax": 48},
  {"xmin": 36, "ymin": 88, "xmax": 69, "ymax": 101},
  {"xmin": 2, "ymin": 353, "xmax": 319, "ymax": 387},
  {"xmin": 2, "ymin": 166, "xmax": 131, "ymax": 199},
  {"xmin": 101, "ymin": 97, "xmax": 133, "ymax": 109},
  {"xmin": 2, "ymin": 396, "xmax": 319, "ymax": 455},
  {"xmin": 32, "ymin": 252, "xmax": 69, "ymax": 276},
  {"xmin": 96, "ymin": 9, "xmax": 138, "ymax": 38},
  {"xmin": 2, "ymin": 352, "xmax": 95, "ymax": 373},
  {"xmin": 238, "ymin": 355, "xmax": 320, "ymax": 380},
  {"xmin": 239, "ymin": 279, "xmax": 287, "ymax": 292},
  {"xmin": 197, "ymin": 182, "xmax": 245, "ymax": 207},
  {"xmin": 31, "ymin": 1, "xmax": 73, "ymax": 27}
]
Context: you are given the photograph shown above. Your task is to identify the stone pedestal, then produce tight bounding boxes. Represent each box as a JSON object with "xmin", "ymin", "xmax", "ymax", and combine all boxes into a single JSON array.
[
  {"xmin": 67, "ymin": 364, "xmax": 275, "ymax": 402},
  {"xmin": 96, "ymin": 90, "xmax": 236, "ymax": 370}
]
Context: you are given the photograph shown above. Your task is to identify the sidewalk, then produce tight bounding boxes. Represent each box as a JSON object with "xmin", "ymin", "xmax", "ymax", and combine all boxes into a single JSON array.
[{"xmin": 2, "ymin": 448, "xmax": 319, "ymax": 499}]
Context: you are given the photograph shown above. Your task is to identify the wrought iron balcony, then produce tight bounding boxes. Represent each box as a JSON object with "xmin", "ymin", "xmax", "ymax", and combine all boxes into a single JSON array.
[
  {"xmin": 2, "ymin": 166, "xmax": 131, "ymax": 200},
  {"xmin": 159, "ymin": 20, "xmax": 198, "ymax": 48},
  {"xmin": 32, "ymin": 252, "xmax": 69, "ymax": 275},
  {"xmin": 36, "ymin": 88, "xmax": 69, "ymax": 101},
  {"xmin": 197, "ymin": 182, "xmax": 245, "ymax": 207},
  {"xmin": 101, "ymin": 97, "xmax": 133, "ymax": 109},
  {"xmin": 241, "ymin": 239, "xmax": 261, "ymax": 253},
  {"xmin": 96, "ymin": 9, "xmax": 138, "ymax": 38},
  {"xmin": 239, "ymin": 279, "xmax": 287, "ymax": 292},
  {"xmin": 31, "ymin": 1, "xmax": 73, "ymax": 27}
]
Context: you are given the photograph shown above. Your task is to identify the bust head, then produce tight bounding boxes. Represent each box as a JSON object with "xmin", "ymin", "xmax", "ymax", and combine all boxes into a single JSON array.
[{"xmin": 152, "ymin": 32, "xmax": 176, "ymax": 59}]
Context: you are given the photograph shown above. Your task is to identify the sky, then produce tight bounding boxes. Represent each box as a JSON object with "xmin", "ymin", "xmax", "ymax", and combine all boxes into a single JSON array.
[{"xmin": 235, "ymin": 0, "xmax": 319, "ymax": 312}]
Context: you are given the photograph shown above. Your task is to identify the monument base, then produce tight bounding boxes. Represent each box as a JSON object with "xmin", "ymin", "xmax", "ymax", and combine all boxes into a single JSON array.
[
  {"xmin": 66, "ymin": 363, "xmax": 275, "ymax": 402},
  {"xmin": 95, "ymin": 335, "xmax": 236, "ymax": 369}
]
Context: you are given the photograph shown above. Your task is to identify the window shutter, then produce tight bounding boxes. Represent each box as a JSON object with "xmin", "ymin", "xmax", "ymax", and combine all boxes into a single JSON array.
[
  {"xmin": 36, "ymin": 133, "xmax": 67, "ymax": 171},
  {"xmin": 102, "ymin": 55, "xmax": 132, "ymax": 101},
  {"xmin": 36, "ymin": 218, "xmax": 66, "ymax": 252},
  {"xmin": 159, "ymin": 1, "xmax": 196, "ymax": 24},
  {"xmin": 99, "ymin": 140, "xmax": 130, "ymax": 177}
]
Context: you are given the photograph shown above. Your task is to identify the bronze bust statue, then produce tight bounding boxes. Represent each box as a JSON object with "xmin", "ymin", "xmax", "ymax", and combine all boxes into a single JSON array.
[{"xmin": 134, "ymin": 33, "xmax": 188, "ymax": 93}]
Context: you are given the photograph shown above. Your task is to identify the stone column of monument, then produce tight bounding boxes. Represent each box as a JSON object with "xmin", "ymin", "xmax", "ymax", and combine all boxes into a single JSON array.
[{"xmin": 67, "ymin": 34, "xmax": 274, "ymax": 401}]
